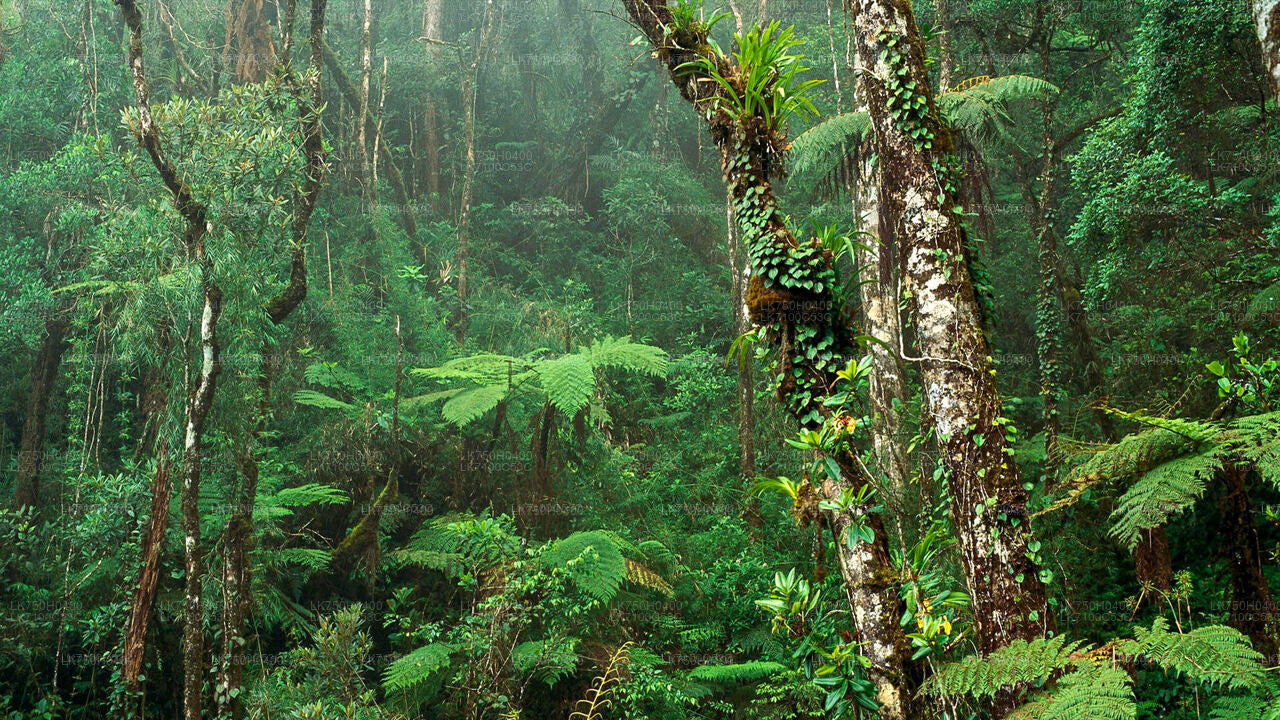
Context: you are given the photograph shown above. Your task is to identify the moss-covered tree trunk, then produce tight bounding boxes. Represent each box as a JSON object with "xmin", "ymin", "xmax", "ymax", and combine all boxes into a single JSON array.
[
  {"xmin": 848, "ymin": 0, "xmax": 1048, "ymax": 654},
  {"xmin": 1219, "ymin": 464, "xmax": 1278, "ymax": 658},
  {"xmin": 621, "ymin": 3, "xmax": 919, "ymax": 716}
]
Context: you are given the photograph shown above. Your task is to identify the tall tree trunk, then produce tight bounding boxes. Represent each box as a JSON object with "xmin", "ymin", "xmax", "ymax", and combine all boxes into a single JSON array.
[
  {"xmin": 727, "ymin": 190, "xmax": 756, "ymax": 488},
  {"xmin": 216, "ymin": 3, "xmax": 327, "ymax": 715},
  {"xmin": 421, "ymin": 0, "xmax": 444, "ymax": 211},
  {"xmin": 225, "ymin": 0, "xmax": 276, "ymax": 84},
  {"xmin": 1032, "ymin": 30, "xmax": 1064, "ymax": 461},
  {"xmin": 13, "ymin": 317, "xmax": 70, "ymax": 510},
  {"xmin": 934, "ymin": 0, "xmax": 955, "ymax": 90},
  {"xmin": 1253, "ymin": 0, "xmax": 1280, "ymax": 101},
  {"xmin": 848, "ymin": 0, "xmax": 1048, "ymax": 654},
  {"xmin": 358, "ymin": 0, "xmax": 372, "ymax": 207},
  {"xmin": 117, "ymin": 3, "xmax": 229, "ymax": 717},
  {"xmin": 454, "ymin": 0, "xmax": 496, "ymax": 344},
  {"xmin": 621, "ymin": 4, "xmax": 920, "ymax": 716},
  {"xmin": 121, "ymin": 452, "xmax": 170, "ymax": 716},
  {"xmin": 1219, "ymin": 463, "xmax": 1278, "ymax": 658}
]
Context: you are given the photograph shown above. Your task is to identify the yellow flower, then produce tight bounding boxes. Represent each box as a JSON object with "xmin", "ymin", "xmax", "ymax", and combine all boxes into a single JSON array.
[{"xmin": 941, "ymin": 618, "xmax": 953, "ymax": 635}]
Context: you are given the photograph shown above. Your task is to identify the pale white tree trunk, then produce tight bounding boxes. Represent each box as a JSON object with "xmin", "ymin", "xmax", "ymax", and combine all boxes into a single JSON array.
[{"xmin": 1254, "ymin": 0, "xmax": 1280, "ymax": 101}]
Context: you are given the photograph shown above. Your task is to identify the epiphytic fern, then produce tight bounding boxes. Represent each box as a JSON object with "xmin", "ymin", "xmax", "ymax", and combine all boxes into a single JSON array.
[{"xmin": 568, "ymin": 642, "xmax": 633, "ymax": 720}]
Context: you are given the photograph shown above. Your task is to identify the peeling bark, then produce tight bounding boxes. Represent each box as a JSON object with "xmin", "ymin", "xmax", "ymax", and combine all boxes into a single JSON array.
[
  {"xmin": 121, "ymin": 453, "xmax": 170, "ymax": 714},
  {"xmin": 225, "ymin": 0, "xmax": 276, "ymax": 84},
  {"xmin": 848, "ymin": 0, "xmax": 1048, "ymax": 655}
]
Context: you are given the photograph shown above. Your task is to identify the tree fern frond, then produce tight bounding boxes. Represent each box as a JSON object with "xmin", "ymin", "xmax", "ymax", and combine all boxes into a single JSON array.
[
  {"xmin": 512, "ymin": 637, "xmax": 580, "ymax": 687},
  {"xmin": 441, "ymin": 383, "xmax": 512, "ymax": 427},
  {"xmin": 302, "ymin": 362, "xmax": 368, "ymax": 393},
  {"xmin": 1210, "ymin": 695, "xmax": 1270, "ymax": 720},
  {"xmin": 537, "ymin": 353, "xmax": 596, "ymax": 417},
  {"xmin": 382, "ymin": 642, "xmax": 456, "ymax": 694},
  {"xmin": 1008, "ymin": 662, "xmax": 1135, "ymax": 720},
  {"xmin": 687, "ymin": 661, "xmax": 784, "ymax": 685},
  {"xmin": 924, "ymin": 635, "xmax": 1088, "ymax": 699},
  {"xmin": 788, "ymin": 111, "xmax": 871, "ymax": 178},
  {"xmin": 543, "ymin": 531, "xmax": 627, "ymax": 604},
  {"xmin": 271, "ymin": 547, "xmax": 332, "ymax": 570},
  {"xmin": 1121, "ymin": 619, "xmax": 1266, "ymax": 690},
  {"xmin": 583, "ymin": 335, "xmax": 669, "ymax": 377},
  {"xmin": 293, "ymin": 389, "xmax": 358, "ymax": 413},
  {"xmin": 625, "ymin": 558, "xmax": 674, "ymax": 596},
  {"xmin": 1109, "ymin": 449, "xmax": 1221, "ymax": 549}
]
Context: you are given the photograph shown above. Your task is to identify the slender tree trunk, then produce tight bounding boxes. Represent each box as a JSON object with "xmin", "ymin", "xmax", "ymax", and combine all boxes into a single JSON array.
[
  {"xmin": 1032, "ymin": 32, "xmax": 1064, "ymax": 461},
  {"xmin": 1253, "ymin": 0, "xmax": 1280, "ymax": 101},
  {"xmin": 358, "ymin": 0, "xmax": 372, "ymax": 207},
  {"xmin": 122, "ymin": 452, "xmax": 170, "ymax": 715},
  {"xmin": 621, "ymin": 5, "xmax": 920, "ymax": 716},
  {"xmin": 454, "ymin": 0, "xmax": 496, "ymax": 344},
  {"xmin": 1219, "ymin": 463, "xmax": 1278, "ymax": 658},
  {"xmin": 13, "ymin": 317, "xmax": 70, "ymax": 510},
  {"xmin": 727, "ymin": 191, "xmax": 756, "ymax": 487},
  {"xmin": 216, "ymin": 4, "xmax": 327, "ymax": 715},
  {"xmin": 421, "ymin": 0, "xmax": 444, "ymax": 210},
  {"xmin": 934, "ymin": 0, "xmax": 955, "ymax": 90},
  {"xmin": 117, "ymin": 3, "xmax": 231, "ymax": 717},
  {"xmin": 848, "ymin": 0, "xmax": 1048, "ymax": 655}
]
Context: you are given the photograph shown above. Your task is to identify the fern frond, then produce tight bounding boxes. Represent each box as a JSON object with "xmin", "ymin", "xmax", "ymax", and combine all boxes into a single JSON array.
[
  {"xmin": 512, "ymin": 637, "xmax": 580, "ymax": 687},
  {"xmin": 687, "ymin": 661, "xmax": 784, "ymax": 685},
  {"xmin": 788, "ymin": 111, "xmax": 871, "ymax": 178},
  {"xmin": 924, "ymin": 636, "xmax": 1088, "ymax": 699},
  {"xmin": 1008, "ymin": 662, "xmax": 1135, "ymax": 720},
  {"xmin": 543, "ymin": 531, "xmax": 627, "ymax": 604},
  {"xmin": 382, "ymin": 642, "xmax": 456, "ymax": 693},
  {"xmin": 1121, "ymin": 619, "xmax": 1266, "ymax": 690},
  {"xmin": 625, "ymin": 558, "xmax": 674, "ymax": 596},
  {"xmin": 1109, "ymin": 449, "xmax": 1221, "ymax": 549},
  {"xmin": 569, "ymin": 642, "xmax": 632, "ymax": 720},
  {"xmin": 537, "ymin": 353, "xmax": 596, "ymax": 417},
  {"xmin": 302, "ymin": 362, "xmax": 368, "ymax": 393},
  {"xmin": 441, "ymin": 383, "xmax": 511, "ymax": 427},
  {"xmin": 583, "ymin": 335, "xmax": 668, "ymax": 377},
  {"xmin": 293, "ymin": 389, "xmax": 358, "ymax": 413}
]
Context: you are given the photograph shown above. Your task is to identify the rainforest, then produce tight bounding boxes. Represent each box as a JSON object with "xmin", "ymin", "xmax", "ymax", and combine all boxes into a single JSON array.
[{"xmin": 3, "ymin": 0, "xmax": 1280, "ymax": 718}]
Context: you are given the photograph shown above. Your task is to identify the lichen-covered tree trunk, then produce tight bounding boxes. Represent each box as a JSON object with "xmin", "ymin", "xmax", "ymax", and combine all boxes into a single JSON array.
[
  {"xmin": 1253, "ymin": 0, "xmax": 1280, "ymax": 101},
  {"xmin": 621, "ymin": 3, "xmax": 919, "ymax": 716},
  {"xmin": 13, "ymin": 316, "xmax": 69, "ymax": 510},
  {"xmin": 727, "ymin": 191, "xmax": 756, "ymax": 488},
  {"xmin": 1032, "ymin": 36, "xmax": 1064, "ymax": 460},
  {"xmin": 848, "ymin": 0, "xmax": 1048, "ymax": 654},
  {"xmin": 856, "ymin": 161, "xmax": 912, "ymax": 523}
]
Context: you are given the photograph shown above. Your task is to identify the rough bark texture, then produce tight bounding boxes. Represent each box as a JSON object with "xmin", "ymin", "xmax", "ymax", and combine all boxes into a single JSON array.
[
  {"xmin": 1253, "ymin": 0, "xmax": 1280, "ymax": 102},
  {"xmin": 621, "ymin": 3, "xmax": 919, "ymax": 716},
  {"xmin": 225, "ymin": 0, "xmax": 276, "ymax": 84},
  {"xmin": 1219, "ymin": 464, "xmax": 1278, "ymax": 659},
  {"xmin": 13, "ymin": 317, "xmax": 70, "ymax": 510},
  {"xmin": 121, "ymin": 453, "xmax": 171, "ymax": 709},
  {"xmin": 848, "ymin": 0, "xmax": 1048, "ymax": 655},
  {"xmin": 116, "ymin": 2, "xmax": 226, "ymax": 717},
  {"xmin": 1032, "ymin": 34, "xmax": 1064, "ymax": 460},
  {"xmin": 727, "ymin": 191, "xmax": 756, "ymax": 486}
]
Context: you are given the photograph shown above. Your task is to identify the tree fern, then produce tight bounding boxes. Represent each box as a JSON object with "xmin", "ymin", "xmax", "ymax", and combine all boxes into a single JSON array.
[
  {"xmin": 542, "ymin": 531, "xmax": 628, "ymax": 604},
  {"xmin": 440, "ymin": 383, "xmax": 512, "ymax": 426},
  {"xmin": 584, "ymin": 335, "xmax": 668, "ymax": 377},
  {"xmin": 292, "ymin": 388, "xmax": 358, "ymax": 413}
]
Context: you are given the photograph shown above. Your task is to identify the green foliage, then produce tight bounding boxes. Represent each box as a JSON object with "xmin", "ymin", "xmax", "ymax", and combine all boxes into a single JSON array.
[
  {"xmin": 542, "ymin": 531, "xmax": 629, "ymax": 603},
  {"xmin": 687, "ymin": 661, "xmax": 784, "ymax": 685},
  {"xmin": 1119, "ymin": 618, "xmax": 1266, "ymax": 691},
  {"xmin": 924, "ymin": 635, "xmax": 1088, "ymax": 700},
  {"xmin": 1008, "ymin": 663, "xmax": 1136, "ymax": 720},
  {"xmin": 382, "ymin": 642, "xmax": 456, "ymax": 695}
]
